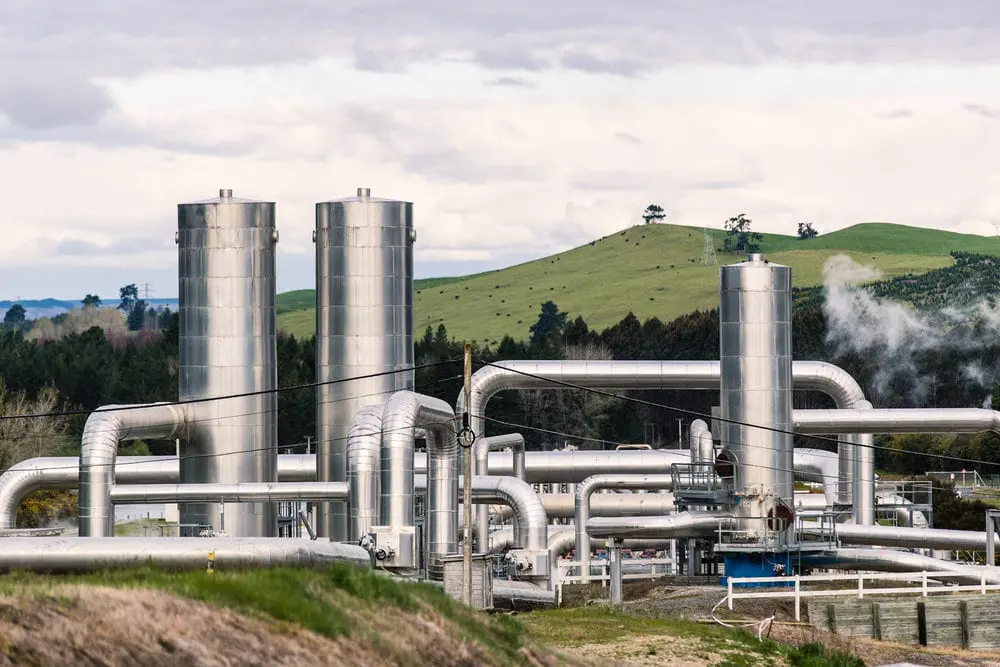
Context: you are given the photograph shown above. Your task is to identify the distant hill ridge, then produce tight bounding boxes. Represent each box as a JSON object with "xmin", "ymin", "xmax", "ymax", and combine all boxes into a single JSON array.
[
  {"xmin": 275, "ymin": 221, "xmax": 1000, "ymax": 343},
  {"xmin": 0, "ymin": 298, "xmax": 178, "ymax": 321}
]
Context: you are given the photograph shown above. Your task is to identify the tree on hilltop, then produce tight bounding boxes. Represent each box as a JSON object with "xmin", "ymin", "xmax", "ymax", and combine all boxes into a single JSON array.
[
  {"xmin": 642, "ymin": 204, "xmax": 666, "ymax": 224},
  {"xmin": 797, "ymin": 222, "xmax": 819, "ymax": 240},
  {"xmin": 723, "ymin": 213, "xmax": 762, "ymax": 253}
]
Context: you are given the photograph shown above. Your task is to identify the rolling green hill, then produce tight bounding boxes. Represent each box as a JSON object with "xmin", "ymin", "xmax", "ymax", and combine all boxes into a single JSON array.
[{"xmin": 277, "ymin": 222, "xmax": 1000, "ymax": 344}]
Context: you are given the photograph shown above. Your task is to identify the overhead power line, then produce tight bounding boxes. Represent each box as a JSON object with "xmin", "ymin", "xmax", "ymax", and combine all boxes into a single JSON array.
[
  {"xmin": 476, "ymin": 360, "xmax": 1000, "ymax": 471},
  {"xmin": 0, "ymin": 358, "xmax": 462, "ymax": 422}
]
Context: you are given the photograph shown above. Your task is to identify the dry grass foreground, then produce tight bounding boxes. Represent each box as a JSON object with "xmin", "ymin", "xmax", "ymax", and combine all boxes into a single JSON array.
[{"xmin": 0, "ymin": 568, "xmax": 579, "ymax": 667}]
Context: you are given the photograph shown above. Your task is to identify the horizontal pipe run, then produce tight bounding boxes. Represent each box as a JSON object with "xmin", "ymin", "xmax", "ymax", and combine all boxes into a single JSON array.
[
  {"xmin": 792, "ymin": 407, "xmax": 1000, "ymax": 434},
  {"xmin": 802, "ymin": 523, "xmax": 1000, "ymax": 552},
  {"xmin": 801, "ymin": 548, "xmax": 1000, "ymax": 585},
  {"xmin": 586, "ymin": 511, "xmax": 736, "ymax": 540},
  {"xmin": 486, "ymin": 491, "xmax": 676, "ymax": 521},
  {"xmin": 110, "ymin": 482, "xmax": 349, "ymax": 504},
  {"xmin": 0, "ymin": 455, "xmax": 316, "ymax": 532},
  {"xmin": 0, "ymin": 538, "xmax": 372, "ymax": 572},
  {"xmin": 493, "ymin": 580, "xmax": 556, "ymax": 605}
]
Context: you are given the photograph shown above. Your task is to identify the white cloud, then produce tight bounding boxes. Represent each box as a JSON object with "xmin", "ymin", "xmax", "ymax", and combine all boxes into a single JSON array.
[{"xmin": 1, "ymin": 3, "xmax": 1000, "ymax": 298}]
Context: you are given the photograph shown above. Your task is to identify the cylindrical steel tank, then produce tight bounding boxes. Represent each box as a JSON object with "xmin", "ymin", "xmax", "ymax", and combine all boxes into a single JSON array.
[
  {"xmin": 177, "ymin": 188, "xmax": 279, "ymax": 537},
  {"xmin": 719, "ymin": 253, "xmax": 794, "ymax": 534},
  {"xmin": 314, "ymin": 187, "xmax": 415, "ymax": 540}
]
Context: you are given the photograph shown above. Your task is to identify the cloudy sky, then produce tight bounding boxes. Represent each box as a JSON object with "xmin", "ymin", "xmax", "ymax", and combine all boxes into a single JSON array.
[{"xmin": 2, "ymin": 1, "xmax": 999, "ymax": 299}]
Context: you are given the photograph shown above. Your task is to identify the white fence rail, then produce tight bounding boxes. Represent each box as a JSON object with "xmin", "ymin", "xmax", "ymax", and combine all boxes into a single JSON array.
[
  {"xmin": 726, "ymin": 571, "xmax": 1000, "ymax": 622},
  {"xmin": 554, "ymin": 557, "xmax": 675, "ymax": 605}
]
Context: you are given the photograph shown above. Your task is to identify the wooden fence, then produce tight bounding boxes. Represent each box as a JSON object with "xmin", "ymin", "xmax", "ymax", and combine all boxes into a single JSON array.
[{"xmin": 808, "ymin": 595, "xmax": 1000, "ymax": 650}]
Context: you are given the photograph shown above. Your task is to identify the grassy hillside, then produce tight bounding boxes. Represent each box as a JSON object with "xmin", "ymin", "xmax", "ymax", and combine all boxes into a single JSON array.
[{"xmin": 278, "ymin": 222, "xmax": 1000, "ymax": 344}]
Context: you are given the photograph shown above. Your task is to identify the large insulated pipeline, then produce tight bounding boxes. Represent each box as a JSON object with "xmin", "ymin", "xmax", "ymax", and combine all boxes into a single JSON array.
[
  {"xmin": 346, "ymin": 405, "xmax": 384, "ymax": 541},
  {"xmin": 381, "ymin": 391, "xmax": 458, "ymax": 578},
  {"xmin": 493, "ymin": 580, "xmax": 556, "ymax": 605},
  {"xmin": 801, "ymin": 522, "xmax": 1000, "ymax": 552},
  {"xmin": 487, "ymin": 491, "xmax": 676, "ymax": 521},
  {"xmin": 792, "ymin": 403, "xmax": 1000, "ymax": 525},
  {"xmin": 491, "ymin": 526, "xmax": 674, "ymax": 558},
  {"xmin": 473, "ymin": 433, "xmax": 526, "ymax": 548},
  {"xmin": 110, "ymin": 482, "xmax": 349, "ymax": 504},
  {"xmin": 456, "ymin": 359, "xmax": 871, "ymax": 525},
  {"xmin": 801, "ymin": 548, "xmax": 1000, "ymax": 586},
  {"xmin": 79, "ymin": 404, "xmax": 189, "ymax": 537},
  {"xmin": 793, "ymin": 407, "xmax": 1000, "ymax": 434},
  {"xmin": 586, "ymin": 511, "xmax": 736, "ymax": 540},
  {"xmin": 469, "ymin": 475, "xmax": 547, "ymax": 552},
  {"xmin": 2, "ymin": 447, "xmax": 835, "ymax": 532},
  {"xmin": 0, "ymin": 537, "xmax": 372, "ymax": 572},
  {"xmin": 0, "ymin": 455, "xmax": 315, "ymax": 531},
  {"xmin": 574, "ymin": 474, "xmax": 673, "ymax": 582}
]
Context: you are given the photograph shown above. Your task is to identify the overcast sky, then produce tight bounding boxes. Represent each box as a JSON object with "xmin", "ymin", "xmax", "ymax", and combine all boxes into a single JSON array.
[{"xmin": 2, "ymin": 1, "xmax": 999, "ymax": 299}]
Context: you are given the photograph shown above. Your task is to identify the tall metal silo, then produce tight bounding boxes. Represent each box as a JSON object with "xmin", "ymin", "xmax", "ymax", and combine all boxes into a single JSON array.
[
  {"xmin": 177, "ymin": 189, "xmax": 279, "ymax": 537},
  {"xmin": 719, "ymin": 253, "xmax": 794, "ymax": 536},
  {"xmin": 315, "ymin": 188, "xmax": 415, "ymax": 540}
]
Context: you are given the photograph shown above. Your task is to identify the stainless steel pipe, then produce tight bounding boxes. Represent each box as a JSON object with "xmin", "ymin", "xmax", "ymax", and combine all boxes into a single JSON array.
[
  {"xmin": 380, "ymin": 391, "xmax": 458, "ymax": 578},
  {"xmin": 586, "ymin": 511, "xmax": 736, "ymax": 540},
  {"xmin": 473, "ymin": 433, "xmax": 526, "ymax": 549},
  {"xmin": 457, "ymin": 360, "xmax": 871, "ymax": 528},
  {"xmin": 574, "ymin": 474, "xmax": 674, "ymax": 582},
  {"xmin": 0, "ymin": 537, "xmax": 372, "ymax": 572},
  {"xmin": 79, "ymin": 404, "xmax": 188, "ymax": 537},
  {"xmin": 346, "ymin": 405, "xmax": 384, "ymax": 541},
  {"xmin": 110, "ymin": 482, "xmax": 348, "ymax": 504}
]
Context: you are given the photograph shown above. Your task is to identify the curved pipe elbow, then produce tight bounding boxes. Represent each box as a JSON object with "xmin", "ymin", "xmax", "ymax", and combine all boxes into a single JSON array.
[
  {"xmin": 791, "ymin": 361, "xmax": 867, "ymax": 409},
  {"xmin": 0, "ymin": 457, "xmax": 80, "ymax": 530},
  {"xmin": 472, "ymin": 475, "xmax": 547, "ymax": 552},
  {"xmin": 79, "ymin": 403, "xmax": 189, "ymax": 537},
  {"xmin": 381, "ymin": 391, "xmax": 459, "ymax": 577}
]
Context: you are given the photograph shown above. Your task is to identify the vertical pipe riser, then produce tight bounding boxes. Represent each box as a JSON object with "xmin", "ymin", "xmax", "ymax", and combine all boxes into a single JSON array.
[
  {"xmin": 315, "ymin": 189, "xmax": 414, "ymax": 540},
  {"xmin": 177, "ymin": 190, "xmax": 278, "ymax": 537}
]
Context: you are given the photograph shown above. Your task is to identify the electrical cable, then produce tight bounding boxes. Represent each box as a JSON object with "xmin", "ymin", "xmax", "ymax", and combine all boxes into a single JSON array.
[
  {"xmin": 0, "ymin": 363, "xmax": 465, "ymax": 445},
  {"xmin": 0, "ymin": 358, "xmax": 462, "ymax": 421}
]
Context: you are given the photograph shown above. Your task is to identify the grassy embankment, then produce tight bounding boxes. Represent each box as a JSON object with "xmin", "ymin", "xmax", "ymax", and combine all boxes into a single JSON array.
[{"xmin": 0, "ymin": 565, "xmax": 865, "ymax": 666}]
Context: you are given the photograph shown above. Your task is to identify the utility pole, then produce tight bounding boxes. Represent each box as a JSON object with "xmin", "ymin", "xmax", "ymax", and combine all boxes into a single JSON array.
[{"xmin": 461, "ymin": 344, "xmax": 474, "ymax": 606}]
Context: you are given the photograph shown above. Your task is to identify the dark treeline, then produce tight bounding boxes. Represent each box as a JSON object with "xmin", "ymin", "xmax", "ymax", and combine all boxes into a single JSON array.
[
  {"xmin": 794, "ymin": 251, "xmax": 1000, "ymax": 311},
  {"xmin": 2, "ymin": 299, "xmax": 1000, "ymax": 475}
]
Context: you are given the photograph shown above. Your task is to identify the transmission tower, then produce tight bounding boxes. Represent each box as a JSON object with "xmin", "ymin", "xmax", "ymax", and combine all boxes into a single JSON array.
[{"xmin": 701, "ymin": 228, "xmax": 717, "ymax": 266}]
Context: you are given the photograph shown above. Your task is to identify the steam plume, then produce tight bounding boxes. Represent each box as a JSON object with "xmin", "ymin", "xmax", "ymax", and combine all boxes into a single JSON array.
[{"xmin": 822, "ymin": 255, "xmax": 1000, "ymax": 405}]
